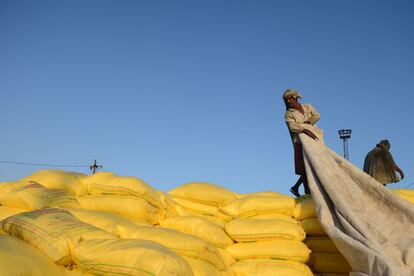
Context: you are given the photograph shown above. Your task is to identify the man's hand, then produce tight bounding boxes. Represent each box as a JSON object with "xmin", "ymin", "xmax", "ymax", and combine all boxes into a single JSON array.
[
  {"xmin": 394, "ymin": 164, "xmax": 404, "ymax": 180},
  {"xmin": 395, "ymin": 166, "xmax": 405, "ymax": 180},
  {"xmin": 302, "ymin": 129, "xmax": 319, "ymax": 140}
]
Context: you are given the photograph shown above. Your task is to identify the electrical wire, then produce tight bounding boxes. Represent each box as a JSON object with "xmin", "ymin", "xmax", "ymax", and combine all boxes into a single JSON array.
[
  {"xmin": 403, "ymin": 181, "xmax": 414, "ymax": 189},
  {"xmin": 0, "ymin": 160, "xmax": 90, "ymax": 168}
]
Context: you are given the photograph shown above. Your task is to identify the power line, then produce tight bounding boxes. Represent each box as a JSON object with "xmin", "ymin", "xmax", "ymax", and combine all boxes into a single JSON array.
[
  {"xmin": 403, "ymin": 181, "xmax": 414, "ymax": 189},
  {"xmin": 0, "ymin": 160, "xmax": 90, "ymax": 168}
]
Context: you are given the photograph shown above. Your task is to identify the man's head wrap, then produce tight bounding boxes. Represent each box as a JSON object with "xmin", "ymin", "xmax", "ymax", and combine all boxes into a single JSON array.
[
  {"xmin": 377, "ymin": 139, "xmax": 391, "ymax": 150},
  {"xmin": 283, "ymin": 89, "xmax": 302, "ymax": 100}
]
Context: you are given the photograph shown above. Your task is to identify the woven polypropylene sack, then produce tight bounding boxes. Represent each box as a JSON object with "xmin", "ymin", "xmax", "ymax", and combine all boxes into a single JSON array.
[
  {"xmin": 73, "ymin": 239, "xmax": 194, "ymax": 276},
  {"xmin": 304, "ymin": 237, "xmax": 339, "ymax": 253},
  {"xmin": 0, "ymin": 206, "xmax": 27, "ymax": 221},
  {"xmin": 183, "ymin": 256, "xmax": 222, "ymax": 276},
  {"xmin": 169, "ymin": 182, "xmax": 237, "ymax": 207},
  {"xmin": 225, "ymin": 218, "xmax": 305, "ymax": 242},
  {"xmin": 66, "ymin": 208, "xmax": 150, "ymax": 237},
  {"xmin": 160, "ymin": 216, "xmax": 234, "ymax": 248},
  {"xmin": 300, "ymin": 218, "xmax": 326, "ymax": 236},
  {"xmin": 21, "ymin": 169, "xmax": 87, "ymax": 196},
  {"xmin": 156, "ymin": 191, "xmax": 179, "ymax": 219},
  {"xmin": 237, "ymin": 191, "xmax": 287, "ymax": 198},
  {"xmin": 308, "ymin": 253, "xmax": 352, "ymax": 273},
  {"xmin": 79, "ymin": 172, "xmax": 161, "ymax": 208},
  {"xmin": 1, "ymin": 208, "xmax": 115, "ymax": 265},
  {"xmin": 243, "ymin": 212, "xmax": 299, "ymax": 224},
  {"xmin": 293, "ymin": 195, "xmax": 316, "ymax": 220},
  {"xmin": 0, "ymin": 234, "xmax": 67, "ymax": 276},
  {"xmin": 226, "ymin": 240, "xmax": 310, "ymax": 263},
  {"xmin": 172, "ymin": 197, "xmax": 232, "ymax": 222},
  {"xmin": 313, "ymin": 273, "xmax": 349, "ymax": 276},
  {"xmin": 217, "ymin": 247, "xmax": 236, "ymax": 268},
  {"xmin": 229, "ymin": 258, "xmax": 313, "ymax": 276},
  {"xmin": 0, "ymin": 181, "xmax": 79, "ymax": 210},
  {"xmin": 77, "ymin": 195, "xmax": 160, "ymax": 224},
  {"xmin": 220, "ymin": 196, "xmax": 295, "ymax": 218},
  {"xmin": 119, "ymin": 225, "xmax": 227, "ymax": 270}
]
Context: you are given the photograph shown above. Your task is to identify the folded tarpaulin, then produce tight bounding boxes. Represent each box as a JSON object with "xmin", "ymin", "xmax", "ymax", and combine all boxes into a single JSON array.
[{"xmin": 300, "ymin": 134, "xmax": 414, "ymax": 276}]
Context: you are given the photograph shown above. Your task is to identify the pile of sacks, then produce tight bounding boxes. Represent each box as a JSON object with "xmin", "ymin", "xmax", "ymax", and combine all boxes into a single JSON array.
[
  {"xmin": 0, "ymin": 169, "xmax": 413, "ymax": 276},
  {"xmin": 171, "ymin": 185, "xmax": 313, "ymax": 276},
  {"xmin": 294, "ymin": 196, "xmax": 352, "ymax": 275}
]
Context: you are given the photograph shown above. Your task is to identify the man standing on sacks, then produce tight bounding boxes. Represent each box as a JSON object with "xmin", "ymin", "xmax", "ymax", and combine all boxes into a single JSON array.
[{"xmin": 283, "ymin": 89, "xmax": 322, "ymax": 197}]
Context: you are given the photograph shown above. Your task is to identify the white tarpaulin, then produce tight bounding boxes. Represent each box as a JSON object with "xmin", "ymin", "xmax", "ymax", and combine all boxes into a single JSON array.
[{"xmin": 300, "ymin": 134, "xmax": 414, "ymax": 276}]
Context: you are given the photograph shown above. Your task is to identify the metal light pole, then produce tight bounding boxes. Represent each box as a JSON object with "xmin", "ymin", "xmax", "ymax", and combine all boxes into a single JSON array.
[
  {"xmin": 338, "ymin": 129, "xmax": 352, "ymax": 160},
  {"xmin": 89, "ymin": 159, "xmax": 102, "ymax": 174}
]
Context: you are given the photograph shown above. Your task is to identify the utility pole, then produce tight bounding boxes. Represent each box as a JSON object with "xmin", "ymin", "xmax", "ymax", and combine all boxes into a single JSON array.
[
  {"xmin": 89, "ymin": 159, "xmax": 102, "ymax": 174},
  {"xmin": 338, "ymin": 129, "xmax": 352, "ymax": 160}
]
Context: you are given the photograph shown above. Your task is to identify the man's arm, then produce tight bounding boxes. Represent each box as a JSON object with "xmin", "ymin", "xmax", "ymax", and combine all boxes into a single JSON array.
[
  {"xmin": 285, "ymin": 113, "xmax": 319, "ymax": 140},
  {"xmin": 305, "ymin": 104, "xmax": 320, "ymax": 125},
  {"xmin": 394, "ymin": 164, "xmax": 405, "ymax": 179}
]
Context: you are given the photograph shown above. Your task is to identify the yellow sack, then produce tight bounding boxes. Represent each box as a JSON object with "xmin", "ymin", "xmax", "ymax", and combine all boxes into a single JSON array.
[
  {"xmin": 174, "ymin": 205, "xmax": 228, "ymax": 226},
  {"xmin": 21, "ymin": 169, "xmax": 87, "ymax": 196},
  {"xmin": 237, "ymin": 191, "xmax": 287, "ymax": 198},
  {"xmin": 226, "ymin": 240, "xmax": 310, "ymax": 263},
  {"xmin": 65, "ymin": 267, "xmax": 95, "ymax": 276},
  {"xmin": 66, "ymin": 208, "xmax": 150, "ymax": 238},
  {"xmin": 300, "ymin": 218, "xmax": 326, "ymax": 236},
  {"xmin": 392, "ymin": 189, "xmax": 414, "ymax": 204},
  {"xmin": 0, "ymin": 206, "xmax": 27, "ymax": 221},
  {"xmin": 0, "ymin": 234, "xmax": 67, "ymax": 276},
  {"xmin": 313, "ymin": 272, "xmax": 349, "ymax": 276},
  {"xmin": 169, "ymin": 182, "xmax": 237, "ymax": 207},
  {"xmin": 119, "ymin": 225, "xmax": 227, "ymax": 270},
  {"xmin": 246, "ymin": 212, "xmax": 299, "ymax": 223},
  {"xmin": 156, "ymin": 191, "xmax": 179, "ymax": 219},
  {"xmin": 225, "ymin": 218, "xmax": 306, "ymax": 242},
  {"xmin": 1, "ymin": 208, "xmax": 115, "ymax": 265},
  {"xmin": 217, "ymin": 247, "xmax": 236, "ymax": 268},
  {"xmin": 293, "ymin": 195, "xmax": 316, "ymax": 220},
  {"xmin": 183, "ymin": 257, "xmax": 222, "ymax": 276},
  {"xmin": 160, "ymin": 216, "xmax": 234, "ymax": 248},
  {"xmin": 308, "ymin": 253, "xmax": 352, "ymax": 273},
  {"xmin": 79, "ymin": 172, "xmax": 161, "ymax": 207},
  {"xmin": 73, "ymin": 239, "xmax": 194, "ymax": 276},
  {"xmin": 77, "ymin": 195, "xmax": 160, "ymax": 224},
  {"xmin": 305, "ymin": 237, "xmax": 339, "ymax": 253},
  {"xmin": 190, "ymin": 213, "xmax": 228, "ymax": 227},
  {"xmin": 0, "ymin": 181, "xmax": 80, "ymax": 210},
  {"xmin": 172, "ymin": 197, "xmax": 232, "ymax": 221},
  {"xmin": 220, "ymin": 196, "xmax": 295, "ymax": 218},
  {"xmin": 229, "ymin": 258, "xmax": 313, "ymax": 276}
]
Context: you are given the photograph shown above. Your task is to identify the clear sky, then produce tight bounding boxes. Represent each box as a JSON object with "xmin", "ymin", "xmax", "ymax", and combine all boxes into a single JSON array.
[{"xmin": 1, "ymin": 0, "xmax": 413, "ymax": 194}]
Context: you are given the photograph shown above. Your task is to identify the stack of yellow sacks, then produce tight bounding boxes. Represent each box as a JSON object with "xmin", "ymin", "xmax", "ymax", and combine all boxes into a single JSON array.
[
  {"xmin": 219, "ymin": 192, "xmax": 313, "ymax": 276},
  {"xmin": 0, "ymin": 171, "xmax": 194, "ymax": 275},
  {"xmin": 0, "ymin": 171, "xmax": 238, "ymax": 275},
  {"xmin": 1, "ymin": 169, "xmax": 413, "ymax": 276},
  {"xmin": 294, "ymin": 195, "xmax": 352, "ymax": 276}
]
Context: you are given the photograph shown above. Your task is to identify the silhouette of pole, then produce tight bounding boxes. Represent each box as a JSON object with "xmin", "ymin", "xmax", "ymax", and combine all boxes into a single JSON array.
[
  {"xmin": 338, "ymin": 129, "xmax": 352, "ymax": 160},
  {"xmin": 89, "ymin": 159, "xmax": 102, "ymax": 174}
]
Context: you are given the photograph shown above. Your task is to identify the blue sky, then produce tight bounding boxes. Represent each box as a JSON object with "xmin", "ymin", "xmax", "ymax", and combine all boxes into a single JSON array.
[{"xmin": 1, "ymin": 1, "xmax": 413, "ymax": 194}]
